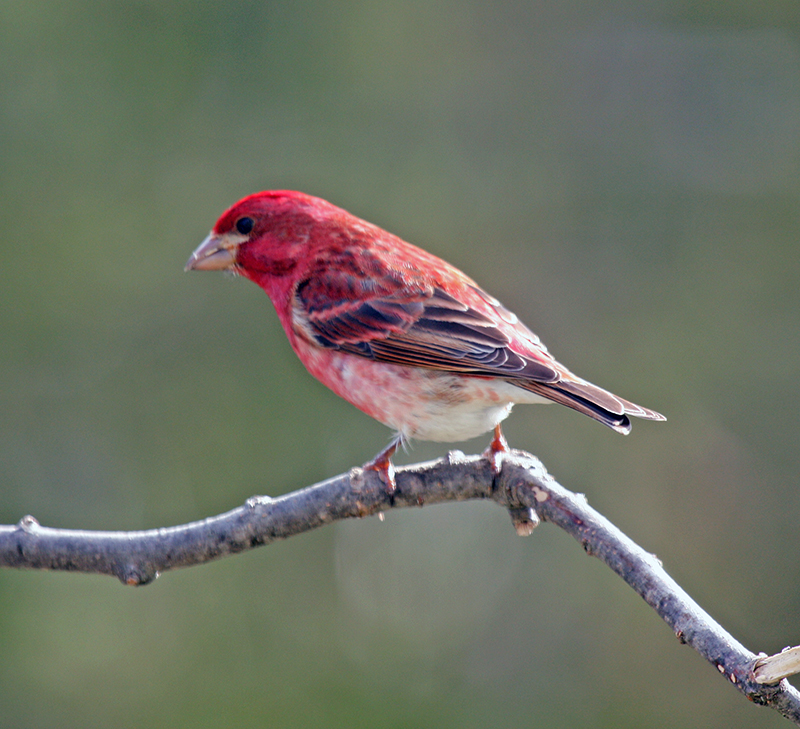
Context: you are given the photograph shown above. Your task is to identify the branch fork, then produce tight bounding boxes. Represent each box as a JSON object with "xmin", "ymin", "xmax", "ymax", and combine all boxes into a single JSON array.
[{"xmin": 1, "ymin": 450, "xmax": 799, "ymax": 723}]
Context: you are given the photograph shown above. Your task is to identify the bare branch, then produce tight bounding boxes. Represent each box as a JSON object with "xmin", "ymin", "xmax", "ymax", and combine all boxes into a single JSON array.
[
  {"xmin": 756, "ymin": 647, "xmax": 800, "ymax": 685},
  {"xmin": 1, "ymin": 450, "xmax": 798, "ymax": 722}
]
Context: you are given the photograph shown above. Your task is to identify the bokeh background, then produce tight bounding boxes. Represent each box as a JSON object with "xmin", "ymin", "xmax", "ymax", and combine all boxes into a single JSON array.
[{"xmin": 2, "ymin": 2, "xmax": 799, "ymax": 727}]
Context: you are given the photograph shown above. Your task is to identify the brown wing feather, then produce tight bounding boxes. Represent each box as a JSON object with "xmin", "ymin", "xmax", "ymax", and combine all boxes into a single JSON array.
[
  {"xmin": 296, "ymin": 280, "xmax": 561, "ymax": 383},
  {"xmin": 294, "ymin": 267, "xmax": 665, "ymax": 432}
]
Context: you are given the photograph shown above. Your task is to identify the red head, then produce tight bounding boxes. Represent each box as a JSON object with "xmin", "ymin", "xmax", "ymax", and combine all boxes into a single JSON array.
[{"xmin": 186, "ymin": 190, "xmax": 362, "ymax": 299}]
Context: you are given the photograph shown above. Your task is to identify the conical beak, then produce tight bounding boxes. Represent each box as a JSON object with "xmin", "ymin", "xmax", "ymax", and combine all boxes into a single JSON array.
[{"xmin": 184, "ymin": 232, "xmax": 241, "ymax": 272}]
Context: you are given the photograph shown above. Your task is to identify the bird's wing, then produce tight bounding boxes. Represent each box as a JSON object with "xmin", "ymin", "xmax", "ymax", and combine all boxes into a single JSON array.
[
  {"xmin": 293, "ymin": 268, "xmax": 561, "ymax": 384},
  {"xmin": 292, "ymin": 261, "xmax": 665, "ymax": 433}
]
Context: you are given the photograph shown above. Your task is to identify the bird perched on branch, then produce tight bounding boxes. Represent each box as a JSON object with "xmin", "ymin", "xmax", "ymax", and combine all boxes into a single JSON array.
[{"xmin": 186, "ymin": 191, "xmax": 664, "ymax": 490}]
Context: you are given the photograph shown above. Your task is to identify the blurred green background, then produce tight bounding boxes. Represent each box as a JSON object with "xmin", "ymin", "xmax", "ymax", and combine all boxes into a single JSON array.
[{"xmin": 2, "ymin": 2, "xmax": 799, "ymax": 727}]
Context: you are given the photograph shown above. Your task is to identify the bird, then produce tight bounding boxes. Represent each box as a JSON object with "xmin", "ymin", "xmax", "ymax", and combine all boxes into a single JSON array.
[{"xmin": 185, "ymin": 190, "xmax": 664, "ymax": 490}]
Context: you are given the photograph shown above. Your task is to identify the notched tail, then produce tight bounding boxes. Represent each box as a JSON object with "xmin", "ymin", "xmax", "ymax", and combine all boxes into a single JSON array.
[{"xmin": 516, "ymin": 378, "xmax": 666, "ymax": 435}]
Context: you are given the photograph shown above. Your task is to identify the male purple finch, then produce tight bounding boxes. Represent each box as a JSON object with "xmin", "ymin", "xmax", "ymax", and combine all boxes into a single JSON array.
[{"xmin": 186, "ymin": 191, "xmax": 664, "ymax": 488}]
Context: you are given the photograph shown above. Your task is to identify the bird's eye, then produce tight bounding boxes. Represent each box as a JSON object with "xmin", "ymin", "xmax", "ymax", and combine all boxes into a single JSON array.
[{"xmin": 235, "ymin": 217, "xmax": 254, "ymax": 235}]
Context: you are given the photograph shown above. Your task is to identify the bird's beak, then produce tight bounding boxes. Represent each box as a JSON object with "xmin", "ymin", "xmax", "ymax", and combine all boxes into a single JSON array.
[{"xmin": 184, "ymin": 232, "xmax": 246, "ymax": 272}]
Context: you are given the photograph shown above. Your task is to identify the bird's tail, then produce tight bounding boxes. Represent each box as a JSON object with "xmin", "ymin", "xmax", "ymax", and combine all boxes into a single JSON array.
[{"xmin": 515, "ymin": 377, "xmax": 666, "ymax": 435}]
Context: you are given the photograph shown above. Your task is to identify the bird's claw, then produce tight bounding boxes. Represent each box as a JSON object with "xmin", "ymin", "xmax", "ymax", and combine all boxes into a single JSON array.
[
  {"xmin": 364, "ymin": 457, "xmax": 396, "ymax": 494},
  {"xmin": 363, "ymin": 438, "xmax": 400, "ymax": 495},
  {"xmin": 483, "ymin": 424, "xmax": 510, "ymax": 476}
]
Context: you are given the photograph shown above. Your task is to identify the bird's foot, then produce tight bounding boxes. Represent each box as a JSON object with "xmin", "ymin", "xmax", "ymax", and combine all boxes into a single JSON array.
[
  {"xmin": 363, "ymin": 439, "xmax": 400, "ymax": 494},
  {"xmin": 483, "ymin": 424, "xmax": 509, "ymax": 476}
]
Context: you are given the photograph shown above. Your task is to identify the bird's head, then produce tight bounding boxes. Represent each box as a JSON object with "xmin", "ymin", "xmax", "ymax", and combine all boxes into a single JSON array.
[{"xmin": 185, "ymin": 190, "xmax": 338, "ymax": 294}]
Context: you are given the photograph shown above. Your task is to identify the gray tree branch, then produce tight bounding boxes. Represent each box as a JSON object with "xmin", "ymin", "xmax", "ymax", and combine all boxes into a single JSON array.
[{"xmin": 1, "ymin": 450, "xmax": 798, "ymax": 722}]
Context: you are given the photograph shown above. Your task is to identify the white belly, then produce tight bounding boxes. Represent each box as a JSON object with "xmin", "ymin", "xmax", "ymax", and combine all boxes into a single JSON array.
[{"xmin": 293, "ymin": 339, "xmax": 549, "ymax": 442}]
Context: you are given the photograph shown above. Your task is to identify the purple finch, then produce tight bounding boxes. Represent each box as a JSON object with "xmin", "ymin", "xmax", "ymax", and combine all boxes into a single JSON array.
[{"xmin": 186, "ymin": 191, "xmax": 664, "ymax": 488}]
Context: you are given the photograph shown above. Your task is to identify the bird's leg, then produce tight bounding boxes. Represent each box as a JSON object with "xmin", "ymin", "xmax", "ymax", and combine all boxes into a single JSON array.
[
  {"xmin": 483, "ymin": 423, "xmax": 509, "ymax": 476},
  {"xmin": 363, "ymin": 436, "xmax": 401, "ymax": 494}
]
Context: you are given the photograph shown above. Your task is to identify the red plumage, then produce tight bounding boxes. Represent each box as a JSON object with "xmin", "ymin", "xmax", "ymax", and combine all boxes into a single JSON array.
[{"xmin": 186, "ymin": 191, "xmax": 664, "ymax": 485}]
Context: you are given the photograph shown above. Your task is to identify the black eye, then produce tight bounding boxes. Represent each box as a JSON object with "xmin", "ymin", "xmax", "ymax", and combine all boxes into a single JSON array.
[{"xmin": 235, "ymin": 217, "xmax": 254, "ymax": 235}]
